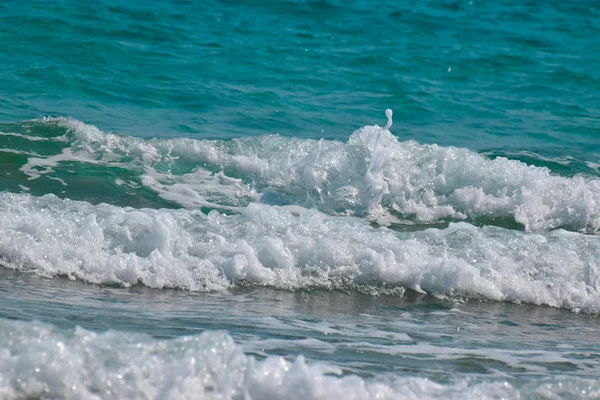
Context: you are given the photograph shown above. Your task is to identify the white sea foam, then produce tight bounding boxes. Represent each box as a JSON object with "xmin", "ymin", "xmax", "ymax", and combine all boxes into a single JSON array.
[
  {"xmin": 4, "ymin": 319, "xmax": 599, "ymax": 400},
  {"xmin": 587, "ymin": 161, "xmax": 600, "ymax": 172},
  {"xmin": 0, "ymin": 130, "xmax": 68, "ymax": 142},
  {"xmin": 1, "ymin": 192, "xmax": 599, "ymax": 313},
  {"xmin": 19, "ymin": 116, "xmax": 600, "ymax": 232}
]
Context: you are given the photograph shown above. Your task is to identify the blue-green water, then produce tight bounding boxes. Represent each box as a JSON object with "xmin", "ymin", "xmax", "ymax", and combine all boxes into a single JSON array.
[{"xmin": 1, "ymin": 1, "xmax": 600, "ymax": 398}]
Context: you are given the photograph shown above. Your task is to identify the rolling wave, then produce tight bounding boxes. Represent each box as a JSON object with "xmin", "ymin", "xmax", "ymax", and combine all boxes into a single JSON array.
[
  {"xmin": 1, "ymin": 192, "xmax": 599, "ymax": 312},
  {"xmin": 2, "ymin": 115, "xmax": 599, "ymax": 232}
]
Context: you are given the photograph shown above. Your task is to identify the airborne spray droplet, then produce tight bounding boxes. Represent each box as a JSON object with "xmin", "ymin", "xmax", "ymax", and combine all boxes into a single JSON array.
[{"xmin": 383, "ymin": 109, "xmax": 393, "ymax": 130}]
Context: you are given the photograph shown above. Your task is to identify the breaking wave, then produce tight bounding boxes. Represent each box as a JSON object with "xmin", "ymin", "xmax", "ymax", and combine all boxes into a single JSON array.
[
  {"xmin": 1, "ymin": 192, "xmax": 599, "ymax": 313},
  {"xmin": 5, "ymin": 114, "xmax": 599, "ymax": 232},
  {"xmin": 2, "ymin": 319, "xmax": 597, "ymax": 400}
]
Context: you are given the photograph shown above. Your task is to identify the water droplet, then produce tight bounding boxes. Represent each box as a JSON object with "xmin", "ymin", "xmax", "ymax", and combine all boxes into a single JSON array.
[{"xmin": 384, "ymin": 109, "xmax": 393, "ymax": 130}]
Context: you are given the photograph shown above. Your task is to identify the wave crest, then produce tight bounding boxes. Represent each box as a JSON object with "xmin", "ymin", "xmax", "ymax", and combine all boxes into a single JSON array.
[{"xmin": 12, "ymin": 116, "xmax": 600, "ymax": 232}]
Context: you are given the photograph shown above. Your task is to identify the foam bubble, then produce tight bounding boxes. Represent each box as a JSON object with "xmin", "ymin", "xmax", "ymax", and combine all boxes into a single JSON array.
[
  {"xmin": 1, "ymin": 193, "xmax": 599, "ymax": 312},
  {"xmin": 17, "ymin": 116, "xmax": 600, "ymax": 232}
]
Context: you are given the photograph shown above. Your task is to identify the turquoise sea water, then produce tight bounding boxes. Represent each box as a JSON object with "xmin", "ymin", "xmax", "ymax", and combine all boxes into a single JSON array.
[{"xmin": 1, "ymin": 0, "xmax": 600, "ymax": 398}]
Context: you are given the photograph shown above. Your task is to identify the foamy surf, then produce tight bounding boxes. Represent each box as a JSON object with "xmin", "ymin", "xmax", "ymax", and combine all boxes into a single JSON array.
[
  {"xmin": 1, "ymin": 192, "xmax": 599, "ymax": 313},
  {"xmin": 7, "ymin": 114, "xmax": 599, "ymax": 233},
  {"xmin": 3, "ymin": 318, "xmax": 599, "ymax": 400}
]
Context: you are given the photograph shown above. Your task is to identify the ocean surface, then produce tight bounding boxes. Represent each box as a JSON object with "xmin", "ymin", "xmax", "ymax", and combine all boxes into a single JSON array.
[{"xmin": 1, "ymin": 0, "xmax": 599, "ymax": 398}]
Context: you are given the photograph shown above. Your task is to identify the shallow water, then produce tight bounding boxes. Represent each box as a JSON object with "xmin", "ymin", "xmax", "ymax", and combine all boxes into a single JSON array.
[{"xmin": 3, "ymin": 268, "xmax": 600, "ymax": 399}]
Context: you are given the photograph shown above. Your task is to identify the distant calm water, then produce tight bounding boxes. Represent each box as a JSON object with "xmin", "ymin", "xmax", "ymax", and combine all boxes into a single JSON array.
[{"xmin": 1, "ymin": 0, "xmax": 599, "ymax": 398}]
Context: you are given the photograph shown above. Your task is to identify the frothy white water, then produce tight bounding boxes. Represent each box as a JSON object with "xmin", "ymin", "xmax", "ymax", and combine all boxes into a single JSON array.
[
  {"xmin": 1, "ymin": 193, "xmax": 599, "ymax": 312},
  {"xmin": 0, "ymin": 129, "xmax": 69, "ymax": 142},
  {"xmin": 19, "ymin": 116, "xmax": 600, "ymax": 232},
  {"xmin": 3, "ymin": 319, "xmax": 598, "ymax": 400}
]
